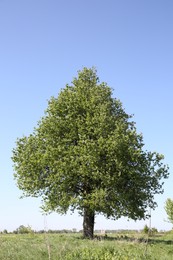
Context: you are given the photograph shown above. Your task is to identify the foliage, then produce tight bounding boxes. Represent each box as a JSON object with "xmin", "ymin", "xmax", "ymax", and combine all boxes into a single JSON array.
[
  {"xmin": 165, "ymin": 198, "xmax": 173, "ymax": 224},
  {"xmin": 12, "ymin": 67, "xmax": 169, "ymax": 238}
]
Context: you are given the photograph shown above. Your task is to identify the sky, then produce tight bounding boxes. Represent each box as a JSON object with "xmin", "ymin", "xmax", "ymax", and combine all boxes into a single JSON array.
[{"xmin": 0, "ymin": 0, "xmax": 173, "ymax": 232}]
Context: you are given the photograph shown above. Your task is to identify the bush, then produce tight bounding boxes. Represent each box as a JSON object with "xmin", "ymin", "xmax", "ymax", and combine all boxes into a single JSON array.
[
  {"xmin": 143, "ymin": 225, "xmax": 150, "ymax": 234},
  {"xmin": 14, "ymin": 225, "xmax": 34, "ymax": 234},
  {"xmin": 142, "ymin": 225, "xmax": 158, "ymax": 236},
  {"xmin": 150, "ymin": 227, "xmax": 158, "ymax": 235}
]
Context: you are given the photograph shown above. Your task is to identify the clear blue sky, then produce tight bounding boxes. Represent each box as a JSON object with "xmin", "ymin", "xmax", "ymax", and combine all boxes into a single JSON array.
[{"xmin": 0, "ymin": 0, "xmax": 173, "ymax": 232}]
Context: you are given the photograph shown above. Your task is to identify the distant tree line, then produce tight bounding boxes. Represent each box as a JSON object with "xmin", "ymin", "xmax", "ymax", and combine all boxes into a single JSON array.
[
  {"xmin": 1, "ymin": 225, "xmax": 160, "ymax": 235},
  {"xmin": 1, "ymin": 226, "xmax": 78, "ymax": 234}
]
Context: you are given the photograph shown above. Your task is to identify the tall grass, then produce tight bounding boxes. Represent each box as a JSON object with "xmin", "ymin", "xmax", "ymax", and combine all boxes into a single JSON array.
[{"xmin": 0, "ymin": 232, "xmax": 172, "ymax": 259}]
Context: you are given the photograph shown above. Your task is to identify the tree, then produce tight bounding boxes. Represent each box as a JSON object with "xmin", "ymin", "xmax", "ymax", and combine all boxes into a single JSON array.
[
  {"xmin": 12, "ymin": 67, "xmax": 169, "ymax": 239},
  {"xmin": 165, "ymin": 198, "xmax": 173, "ymax": 225}
]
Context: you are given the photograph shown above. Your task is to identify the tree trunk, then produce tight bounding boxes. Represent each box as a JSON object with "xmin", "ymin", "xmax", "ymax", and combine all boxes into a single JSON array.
[{"xmin": 83, "ymin": 207, "xmax": 95, "ymax": 239}]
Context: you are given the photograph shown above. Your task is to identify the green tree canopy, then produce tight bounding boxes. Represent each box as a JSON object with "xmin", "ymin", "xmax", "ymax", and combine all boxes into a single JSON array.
[
  {"xmin": 165, "ymin": 198, "xmax": 173, "ymax": 225},
  {"xmin": 12, "ymin": 68, "xmax": 169, "ymax": 239}
]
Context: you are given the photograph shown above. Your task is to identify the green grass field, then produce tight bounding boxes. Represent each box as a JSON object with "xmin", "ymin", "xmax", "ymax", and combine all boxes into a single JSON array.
[{"xmin": 0, "ymin": 231, "xmax": 173, "ymax": 259}]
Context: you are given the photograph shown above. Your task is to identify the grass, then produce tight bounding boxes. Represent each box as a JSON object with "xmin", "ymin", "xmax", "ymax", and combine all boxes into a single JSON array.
[{"xmin": 0, "ymin": 231, "xmax": 173, "ymax": 259}]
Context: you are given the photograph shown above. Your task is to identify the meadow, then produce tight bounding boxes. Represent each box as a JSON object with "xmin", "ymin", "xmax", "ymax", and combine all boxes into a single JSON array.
[{"xmin": 0, "ymin": 231, "xmax": 173, "ymax": 260}]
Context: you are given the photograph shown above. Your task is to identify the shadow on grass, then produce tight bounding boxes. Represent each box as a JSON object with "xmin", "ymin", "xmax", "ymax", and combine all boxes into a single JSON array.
[
  {"xmin": 91, "ymin": 235, "xmax": 173, "ymax": 245},
  {"xmin": 148, "ymin": 238, "xmax": 173, "ymax": 245}
]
